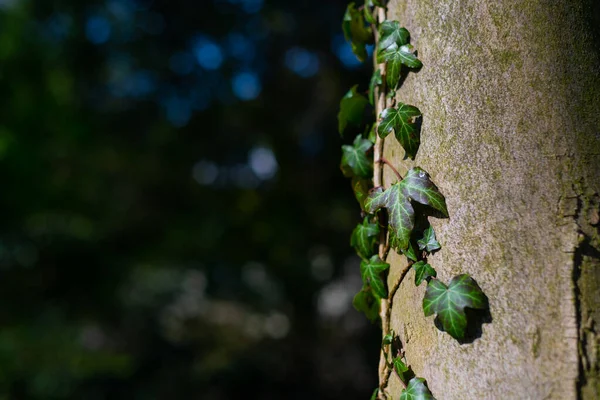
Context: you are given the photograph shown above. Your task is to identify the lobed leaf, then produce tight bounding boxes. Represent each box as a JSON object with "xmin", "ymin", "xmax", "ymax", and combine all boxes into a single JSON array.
[
  {"xmin": 377, "ymin": 43, "xmax": 422, "ymax": 90},
  {"xmin": 342, "ymin": 3, "xmax": 373, "ymax": 62},
  {"xmin": 360, "ymin": 255, "xmax": 390, "ymax": 298},
  {"xmin": 401, "ymin": 239, "xmax": 418, "ymax": 261},
  {"xmin": 423, "ymin": 274, "xmax": 488, "ymax": 340},
  {"xmin": 400, "ymin": 378, "xmax": 435, "ymax": 400},
  {"xmin": 366, "ymin": 168, "xmax": 447, "ymax": 251},
  {"xmin": 364, "ymin": 186, "xmax": 386, "ymax": 213},
  {"xmin": 383, "ymin": 184, "xmax": 414, "ymax": 250},
  {"xmin": 378, "ymin": 21, "xmax": 409, "ymax": 51},
  {"xmin": 366, "ymin": 183, "xmax": 414, "ymax": 250},
  {"xmin": 341, "ymin": 135, "xmax": 373, "ymax": 178},
  {"xmin": 399, "ymin": 168, "xmax": 448, "ymax": 216},
  {"xmin": 351, "ymin": 177, "xmax": 371, "ymax": 211},
  {"xmin": 353, "ymin": 287, "xmax": 380, "ymax": 323},
  {"xmin": 393, "ymin": 357, "xmax": 410, "ymax": 384},
  {"xmin": 388, "ymin": 229, "xmax": 418, "ymax": 260},
  {"xmin": 351, "ymin": 217, "xmax": 380, "ymax": 260},
  {"xmin": 377, "ymin": 104, "xmax": 421, "ymax": 159},
  {"xmin": 338, "ymin": 85, "xmax": 369, "ymax": 136},
  {"xmin": 412, "ymin": 261, "xmax": 436, "ymax": 286},
  {"xmin": 417, "ymin": 225, "xmax": 441, "ymax": 252}
]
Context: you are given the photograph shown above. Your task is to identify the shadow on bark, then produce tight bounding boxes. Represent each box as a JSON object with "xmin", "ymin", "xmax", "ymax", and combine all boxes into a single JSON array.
[{"xmin": 433, "ymin": 303, "xmax": 493, "ymax": 345}]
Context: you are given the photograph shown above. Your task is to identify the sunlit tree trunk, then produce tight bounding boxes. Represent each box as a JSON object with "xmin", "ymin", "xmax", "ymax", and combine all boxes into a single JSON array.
[{"xmin": 380, "ymin": 0, "xmax": 600, "ymax": 398}]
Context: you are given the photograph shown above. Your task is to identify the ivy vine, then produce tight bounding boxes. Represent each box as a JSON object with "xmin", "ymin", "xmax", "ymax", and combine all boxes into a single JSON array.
[{"xmin": 338, "ymin": 2, "xmax": 489, "ymax": 399}]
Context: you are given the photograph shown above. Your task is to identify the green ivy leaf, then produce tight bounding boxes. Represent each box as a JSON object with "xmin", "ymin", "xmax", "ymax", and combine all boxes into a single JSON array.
[
  {"xmin": 338, "ymin": 85, "xmax": 369, "ymax": 136},
  {"xmin": 364, "ymin": 186, "xmax": 385, "ymax": 209},
  {"xmin": 401, "ymin": 168, "xmax": 448, "ymax": 216},
  {"xmin": 366, "ymin": 184, "xmax": 414, "ymax": 250},
  {"xmin": 377, "ymin": 43, "xmax": 422, "ymax": 90},
  {"xmin": 389, "ymin": 230, "xmax": 417, "ymax": 261},
  {"xmin": 412, "ymin": 261, "xmax": 436, "ymax": 286},
  {"xmin": 360, "ymin": 255, "xmax": 390, "ymax": 298},
  {"xmin": 418, "ymin": 225, "xmax": 441, "ymax": 252},
  {"xmin": 377, "ymin": 104, "xmax": 421, "ymax": 159},
  {"xmin": 341, "ymin": 135, "xmax": 373, "ymax": 178},
  {"xmin": 423, "ymin": 275, "xmax": 488, "ymax": 340},
  {"xmin": 364, "ymin": 0, "xmax": 376, "ymax": 24},
  {"xmin": 351, "ymin": 177, "xmax": 370, "ymax": 211},
  {"xmin": 353, "ymin": 287, "xmax": 380, "ymax": 323},
  {"xmin": 351, "ymin": 217, "xmax": 380, "ymax": 259},
  {"xmin": 367, "ymin": 123, "xmax": 377, "ymax": 143},
  {"xmin": 402, "ymin": 241, "xmax": 418, "ymax": 261},
  {"xmin": 370, "ymin": 388, "xmax": 379, "ymax": 400},
  {"xmin": 382, "ymin": 333, "xmax": 393, "ymax": 345},
  {"xmin": 378, "ymin": 21, "xmax": 409, "ymax": 51},
  {"xmin": 365, "ymin": 168, "xmax": 447, "ymax": 249},
  {"xmin": 342, "ymin": 3, "xmax": 373, "ymax": 62},
  {"xmin": 368, "ymin": 69, "xmax": 382, "ymax": 106},
  {"xmin": 388, "ymin": 229, "xmax": 400, "ymax": 249},
  {"xmin": 400, "ymin": 378, "xmax": 435, "ymax": 400},
  {"xmin": 393, "ymin": 357, "xmax": 410, "ymax": 384}
]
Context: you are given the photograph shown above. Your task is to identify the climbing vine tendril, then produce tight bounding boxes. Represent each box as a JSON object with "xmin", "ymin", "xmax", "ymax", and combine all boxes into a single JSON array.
[{"xmin": 337, "ymin": 1, "xmax": 489, "ymax": 398}]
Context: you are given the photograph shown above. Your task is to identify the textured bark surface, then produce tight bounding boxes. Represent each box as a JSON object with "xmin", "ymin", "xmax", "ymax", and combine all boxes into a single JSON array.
[{"xmin": 381, "ymin": 0, "xmax": 600, "ymax": 398}]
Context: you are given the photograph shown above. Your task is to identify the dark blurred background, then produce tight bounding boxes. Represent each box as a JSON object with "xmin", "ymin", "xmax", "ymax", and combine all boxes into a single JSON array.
[{"xmin": 0, "ymin": 0, "xmax": 380, "ymax": 398}]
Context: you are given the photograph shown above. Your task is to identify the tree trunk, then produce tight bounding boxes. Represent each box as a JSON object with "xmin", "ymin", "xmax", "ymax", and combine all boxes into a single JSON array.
[{"xmin": 381, "ymin": 0, "xmax": 600, "ymax": 398}]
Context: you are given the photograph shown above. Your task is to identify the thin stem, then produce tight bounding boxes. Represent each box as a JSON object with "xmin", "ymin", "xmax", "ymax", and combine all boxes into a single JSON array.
[
  {"xmin": 377, "ymin": 157, "xmax": 403, "ymax": 181},
  {"xmin": 393, "ymin": 368, "xmax": 408, "ymax": 389},
  {"xmin": 379, "ymin": 259, "xmax": 413, "ymax": 394},
  {"xmin": 382, "ymin": 242, "xmax": 391, "ymax": 261},
  {"xmin": 380, "ymin": 366, "xmax": 394, "ymax": 392},
  {"xmin": 373, "ymin": 8, "xmax": 389, "ymax": 399}
]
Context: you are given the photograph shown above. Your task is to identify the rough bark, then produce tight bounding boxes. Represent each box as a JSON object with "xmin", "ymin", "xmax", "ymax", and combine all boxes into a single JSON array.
[{"xmin": 381, "ymin": 0, "xmax": 600, "ymax": 398}]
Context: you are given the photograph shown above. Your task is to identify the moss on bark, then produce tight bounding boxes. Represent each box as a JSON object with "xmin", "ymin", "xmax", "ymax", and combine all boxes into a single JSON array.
[{"xmin": 382, "ymin": 0, "xmax": 600, "ymax": 398}]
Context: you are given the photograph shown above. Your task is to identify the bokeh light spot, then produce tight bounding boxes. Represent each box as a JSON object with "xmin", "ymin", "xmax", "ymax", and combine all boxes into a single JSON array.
[
  {"xmin": 232, "ymin": 72, "xmax": 261, "ymax": 100},
  {"xmin": 284, "ymin": 47, "xmax": 320, "ymax": 78},
  {"xmin": 86, "ymin": 15, "xmax": 111, "ymax": 45},
  {"xmin": 193, "ymin": 37, "xmax": 224, "ymax": 70},
  {"xmin": 248, "ymin": 146, "xmax": 278, "ymax": 180}
]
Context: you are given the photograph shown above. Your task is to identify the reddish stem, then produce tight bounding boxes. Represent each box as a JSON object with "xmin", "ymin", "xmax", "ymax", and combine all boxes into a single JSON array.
[{"xmin": 377, "ymin": 157, "xmax": 403, "ymax": 181}]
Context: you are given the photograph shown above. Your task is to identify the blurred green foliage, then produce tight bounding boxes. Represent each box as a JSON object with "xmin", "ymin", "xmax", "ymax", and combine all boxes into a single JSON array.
[{"xmin": 0, "ymin": 0, "xmax": 380, "ymax": 398}]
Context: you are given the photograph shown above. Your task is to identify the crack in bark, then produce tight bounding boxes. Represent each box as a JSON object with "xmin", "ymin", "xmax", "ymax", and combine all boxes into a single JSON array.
[{"xmin": 570, "ymin": 185, "xmax": 600, "ymax": 399}]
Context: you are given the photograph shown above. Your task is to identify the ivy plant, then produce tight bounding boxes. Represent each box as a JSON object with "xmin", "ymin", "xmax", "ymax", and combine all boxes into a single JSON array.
[
  {"xmin": 400, "ymin": 378, "xmax": 435, "ymax": 400},
  {"xmin": 351, "ymin": 217, "xmax": 380, "ymax": 260},
  {"xmin": 338, "ymin": 85, "xmax": 369, "ymax": 135},
  {"xmin": 378, "ymin": 104, "xmax": 422, "ymax": 159},
  {"xmin": 365, "ymin": 167, "xmax": 448, "ymax": 250},
  {"xmin": 337, "ymin": 2, "xmax": 488, "ymax": 398},
  {"xmin": 341, "ymin": 135, "xmax": 373, "ymax": 178},
  {"xmin": 423, "ymin": 275, "xmax": 488, "ymax": 339},
  {"xmin": 417, "ymin": 225, "xmax": 441, "ymax": 253},
  {"xmin": 413, "ymin": 261, "xmax": 436, "ymax": 286},
  {"xmin": 342, "ymin": 3, "xmax": 374, "ymax": 62},
  {"xmin": 360, "ymin": 255, "xmax": 390, "ymax": 298}
]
